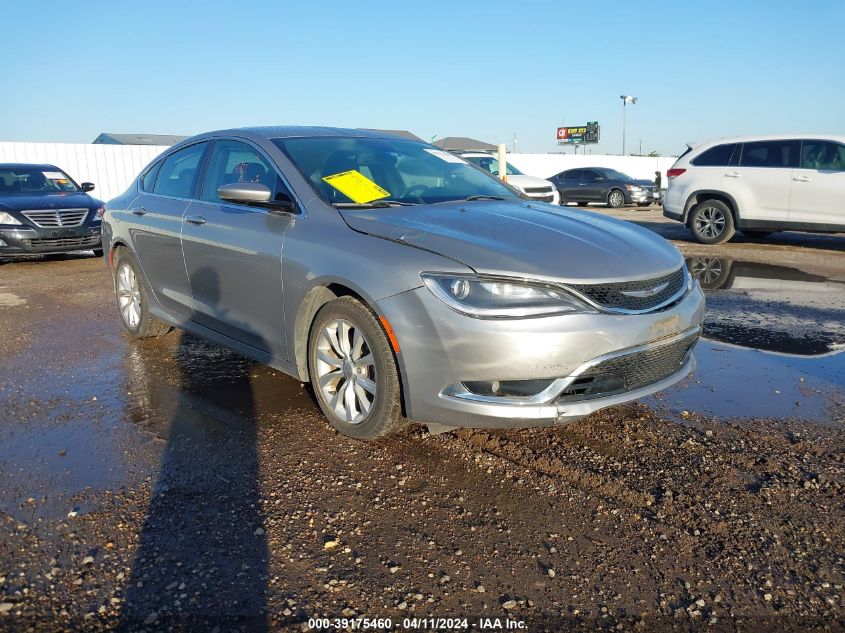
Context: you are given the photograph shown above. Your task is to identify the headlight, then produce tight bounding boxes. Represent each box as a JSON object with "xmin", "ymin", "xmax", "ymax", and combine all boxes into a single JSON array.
[
  {"xmin": 421, "ymin": 273, "xmax": 593, "ymax": 318},
  {"xmin": 0, "ymin": 212, "xmax": 22, "ymax": 225},
  {"xmin": 92, "ymin": 206, "xmax": 105, "ymax": 221},
  {"xmin": 625, "ymin": 185, "xmax": 643, "ymax": 192}
]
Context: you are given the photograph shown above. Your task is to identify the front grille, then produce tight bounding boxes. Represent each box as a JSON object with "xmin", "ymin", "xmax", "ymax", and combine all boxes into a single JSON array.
[
  {"xmin": 524, "ymin": 186, "xmax": 554, "ymax": 194},
  {"xmin": 21, "ymin": 236, "xmax": 101, "ymax": 249},
  {"xmin": 557, "ymin": 333, "xmax": 698, "ymax": 403},
  {"xmin": 567, "ymin": 267, "xmax": 686, "ymax": 312},
  {"xmin": 529, "ymin": 194, "xmax": 555, "ymax": 203},
  {"xmin": 21, "ymin": 208, "xmax": 89, "ymax": 228}
]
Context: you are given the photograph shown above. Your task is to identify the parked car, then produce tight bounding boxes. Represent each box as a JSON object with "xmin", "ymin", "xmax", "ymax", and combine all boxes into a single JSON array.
[
  {"xmin": 549, "ymin": 167, "xmax": 661, "ymax": 207},
  {"xmin": 103, "ymin": 127, "xmax": 705, "ymax": 440},
  {"xmin": 459, "ymin": 152, "xmax": 560, "ymax": 204},
  {"xmin": 664, "ymin": 135, "xmax": 845, "ymax": 244},
  {"xmin": 0, "ymin": 163, "xmax": 104, "ymax": 257}
]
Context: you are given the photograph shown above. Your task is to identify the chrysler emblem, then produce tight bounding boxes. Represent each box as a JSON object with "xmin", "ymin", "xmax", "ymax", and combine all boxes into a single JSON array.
[{"xmin": 621, "ymin": 282, "xmax": 669, "ymax": 298}]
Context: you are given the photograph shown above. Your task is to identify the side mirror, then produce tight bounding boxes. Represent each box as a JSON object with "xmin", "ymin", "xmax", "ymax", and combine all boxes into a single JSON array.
[
  {"xmin": 218, "ymin": 183, "xmax": 297, "ymax": 213},
  {"xmin": 218, "ymin": 182, "xmax": 272, "ymax": 204},
  {"xmin": 81, "ymin": 182, "xmax": 95, "ymax": 192}
]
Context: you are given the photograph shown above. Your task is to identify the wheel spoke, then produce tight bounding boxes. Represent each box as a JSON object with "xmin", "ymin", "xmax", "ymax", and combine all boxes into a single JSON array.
[
  {"xmin": 330, "ymin": 378, "xmax": 345, "ymax": 411},
  {"xmin": 343, "ymin": 380, "xmax": 357, "ymax": 420},
  {"xmin": 321, "ymin": 328, "xmax": 345, "ymax": 359},
  {"xmin": 351, "ymin": 329, "xmax": 364, "ymax": 360},
  {"xmin": 317, "ymin": 349, "xmax": 342, "ymax": 368},
  {"xmin": 319, "ymin": 369, "xmax": 342, "ymax": 388},
  {"xmin": 354, "ymin": 382, "xmax": 372, "ymax": 413},
  {"xmin": 338, "ymin": 321, "xmax": 352, "ymax": 356},
  {"xmin": 357, "ymin": 376, "xmax": 376, "ymax": 395},
  {"xmin": 355, "ymin": 353, "xmax": 374, "ymax": 369}
]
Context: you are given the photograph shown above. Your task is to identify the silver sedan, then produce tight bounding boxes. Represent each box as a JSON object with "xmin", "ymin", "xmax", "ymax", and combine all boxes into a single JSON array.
[{"xmin": 103, "ymin": 127, "xmax": 705, "ymax": 439}]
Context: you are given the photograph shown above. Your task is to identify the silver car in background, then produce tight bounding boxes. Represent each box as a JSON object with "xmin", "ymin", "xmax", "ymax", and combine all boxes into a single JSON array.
[{"xmin": 103, "ymin": 127, "xmax": 705, "ymax": 440}]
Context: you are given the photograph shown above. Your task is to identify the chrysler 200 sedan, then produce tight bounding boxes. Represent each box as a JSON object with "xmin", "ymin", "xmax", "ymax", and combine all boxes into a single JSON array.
[{"xmin": 103, "ymin": 127, "xmax": 705, "ymax": 440}]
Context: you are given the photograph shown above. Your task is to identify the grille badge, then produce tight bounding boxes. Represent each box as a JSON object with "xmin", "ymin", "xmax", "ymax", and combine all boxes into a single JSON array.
[{"xmin": 621, "ymin": 282, "xmax": 669, "ymax": 298}]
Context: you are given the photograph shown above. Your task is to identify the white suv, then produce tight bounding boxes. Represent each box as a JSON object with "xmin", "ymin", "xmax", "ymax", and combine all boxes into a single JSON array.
[
  {"xmin": 664, "ymin": 134, "xmax": 845, "ymax": 244},
  {"xmin": 460, "ymin": 153, "xmax": 560, "ymax": 204}
]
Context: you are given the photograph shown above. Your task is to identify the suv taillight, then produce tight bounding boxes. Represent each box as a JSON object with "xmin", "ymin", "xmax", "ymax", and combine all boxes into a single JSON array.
[{"xmin": 667, "ymin": 168, "xmax": 686, "ymax": 179}]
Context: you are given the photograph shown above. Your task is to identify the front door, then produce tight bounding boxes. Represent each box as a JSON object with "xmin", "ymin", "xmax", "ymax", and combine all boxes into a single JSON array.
[
  {"xmin": 578, "ymin": 169, "xmax": 604, "ymax": 202},
  {"xmin": 789, "ymin": 140, "xmax": 845, "ymax": 228},
  {"xmin": 180, "ymin": 139, "xmax": 293, "ymax": 358}
]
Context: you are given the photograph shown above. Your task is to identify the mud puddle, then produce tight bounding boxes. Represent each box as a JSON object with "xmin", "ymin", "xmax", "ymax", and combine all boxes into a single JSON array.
[
  {"xmin": 0, "ymin": 328, "xmax": 314, "ymax": 525},
  {"xmin": 648, "ymin": 257, "xmax": 845, "ymax": 422}
]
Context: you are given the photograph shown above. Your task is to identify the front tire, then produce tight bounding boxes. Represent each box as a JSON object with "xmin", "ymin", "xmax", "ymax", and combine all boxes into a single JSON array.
[
  {"xmin": 308, "ymin": 297, "xmax": 405, "ymax": 440},
  {"xmin": 607, "ymin": 189, "xmax": 625, "ymax": 208},
  {"xmin": 113, "ymin": 248, "xmax": 172, "ymax": 338},
  {"xmin": 688, "ymin": 199, "xmax": 736, "ymax": 244}
]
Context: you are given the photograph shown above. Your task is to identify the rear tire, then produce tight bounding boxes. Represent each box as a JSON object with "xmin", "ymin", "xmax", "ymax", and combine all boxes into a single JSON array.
[
  {"xmin": 308, "ymin": 297, "xmax": 405, "ymax": 440},
  {"xmin": 688, "ymin": 199, "xmax": 735, "ymax": 244},
  {"xmin": 112, "ymin": 248, "xmax": 172, "ymax": 338},
  {"xmin": 741, "ymin": 230, "xmax": 773, "ymax": 239},
  {"xmin": 607, "ymin": 189, "xmax": 625, "ymax": 208}
]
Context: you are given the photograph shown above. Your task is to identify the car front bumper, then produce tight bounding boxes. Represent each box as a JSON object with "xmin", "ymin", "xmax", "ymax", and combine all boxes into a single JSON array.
[
  {"xmin": 0, "ymin": 224, "xmax": 102, "ymax": 255},
  {"xmin": 378, "ymin": 282, "xmax": 706, "ymax": 429}
]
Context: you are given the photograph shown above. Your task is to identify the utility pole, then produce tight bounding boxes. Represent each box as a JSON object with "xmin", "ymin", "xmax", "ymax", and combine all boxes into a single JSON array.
[
  {"xmin": 620, "ymin": 95, "xmax": 638, "ymax": 155},
  {"xmin": 512, "ymin": 132, "xmax": 517, "ymax": 154}
]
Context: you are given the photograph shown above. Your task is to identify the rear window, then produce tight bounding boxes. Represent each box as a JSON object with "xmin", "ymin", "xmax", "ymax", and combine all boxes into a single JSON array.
[
  {"xmin": 739, "ymin": 140, "xmax": 800, "ymax": 168},
  {"xmin": 691, "ymin": 143, "xmax": 737, "ymax": 167}
]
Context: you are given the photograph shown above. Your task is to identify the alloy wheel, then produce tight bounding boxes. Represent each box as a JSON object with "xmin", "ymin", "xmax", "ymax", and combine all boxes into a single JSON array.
[
  {"xmin": 695, "ymin": 206, "xmax": 726, "ymax": 239},
  {"xmin": 609, "ymin": 191, "xmax": 624, "ymax": 207},
  {"xmin": 116, "ymin": 263, "xmax": 141, "ymax": 330},
  {"xmin": 314, "ymin": 319, "xmax": 377, "ymax": 424},
  {"xmin": 688, "ymin": 257, "xmax": 723, "ymax": 286}
]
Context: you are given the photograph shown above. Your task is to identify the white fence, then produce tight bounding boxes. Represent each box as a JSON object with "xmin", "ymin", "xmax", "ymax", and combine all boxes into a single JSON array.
[
  {"xmin": 0, "ymin": 142, "xmax": 680, "ymax": 202},
  {"xmin": 506, "ymin": 153, "xmax": 679, "ymax": 184},
  {"xmin": 0, "ymin": 142, "xmax": 168, "ymax": 202}
]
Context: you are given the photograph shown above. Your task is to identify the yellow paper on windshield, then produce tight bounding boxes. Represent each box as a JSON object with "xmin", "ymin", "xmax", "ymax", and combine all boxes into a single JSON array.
[{"xmin": 322, "ymin": 170, "xmax": 390, "ymax": 204}]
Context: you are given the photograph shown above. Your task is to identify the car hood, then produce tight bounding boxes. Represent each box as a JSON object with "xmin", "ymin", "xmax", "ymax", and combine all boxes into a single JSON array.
[
  {"xmin": 340, "ymin": 200, "xmax": 684, "ymax": 283},
  {"xmin": 0, "ymin": 192, "xmax": 101, "ymax": 212},
  {"xmin": 505, "ymin": 174, "xmax": 554, "ymax": 190},
  {"xmin": 633, "ymin": 179, "xmax": 657, "ymax": 188}
]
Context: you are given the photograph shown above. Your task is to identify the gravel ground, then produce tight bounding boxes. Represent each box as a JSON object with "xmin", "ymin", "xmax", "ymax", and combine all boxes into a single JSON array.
[{"xmin": 1, "ymin": 217, "xmax": 844, "ymax": 632}]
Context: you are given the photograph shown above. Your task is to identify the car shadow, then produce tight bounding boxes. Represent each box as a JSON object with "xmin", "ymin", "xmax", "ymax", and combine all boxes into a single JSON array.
[{"xmin": 117, "ymin": 268, "xmax": 269, "ymax": 631}]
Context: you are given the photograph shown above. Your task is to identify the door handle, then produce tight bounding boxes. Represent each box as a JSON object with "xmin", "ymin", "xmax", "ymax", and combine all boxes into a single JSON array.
[
  {"xmin": 185, "ymin": 215, "xmax": 207, "ymax": 226},
  {"xmin": 724, "ymin": 172, "xmax": 741, "ymax": 178},
  {"xmin": 792, "ymin": 175, "xmax": 812, "ymax": 182},
  {"xmin": 131, "ymin": 207, "xmax": 146, "ymax": 216},
  {"xmin": 578, "ymin": 183, "xmax": 587, "ymax": 186}
]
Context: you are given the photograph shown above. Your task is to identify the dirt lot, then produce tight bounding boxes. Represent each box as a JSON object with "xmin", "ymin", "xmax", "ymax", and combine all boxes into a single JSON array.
[{"xmin": 1, "ymin": 211, "xmax": 844, "ymax": 632}]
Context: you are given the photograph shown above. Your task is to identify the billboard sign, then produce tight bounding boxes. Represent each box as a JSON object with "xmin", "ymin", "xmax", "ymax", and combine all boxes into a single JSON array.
[{"xmin": 556, "ymin": 122, "xmax": 600, "ymax": 144}]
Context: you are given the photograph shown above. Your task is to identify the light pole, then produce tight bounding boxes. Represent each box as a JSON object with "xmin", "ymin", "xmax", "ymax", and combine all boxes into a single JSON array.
[{"xmin": 620, "ymin": 95, "xmax": 638, "ymax": 155}]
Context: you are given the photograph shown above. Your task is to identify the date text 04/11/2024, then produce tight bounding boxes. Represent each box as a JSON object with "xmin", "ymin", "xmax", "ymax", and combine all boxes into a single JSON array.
[{"xmin": 306, "ymin": 617, "xmax": 527, "ymax": 630}]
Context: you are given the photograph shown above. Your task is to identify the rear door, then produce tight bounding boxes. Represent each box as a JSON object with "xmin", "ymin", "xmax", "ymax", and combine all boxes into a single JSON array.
[
  {"xmin": 734, "ymin": 139, "xmax": 799, "ymax": 223},
  {"xmin": 788, "ymin": 140, "xmax": 845, "ymax": 228},
  {"xmin": 550, "ymin": 170, "xmax": 580, "ymax": 201},
  {"xmin": 129, "ymin": 141, "xmax": 208, "ymax": 319},
  {"xmin": 180, "ymin": 138, "xmax": 294, "ymax": 357}
]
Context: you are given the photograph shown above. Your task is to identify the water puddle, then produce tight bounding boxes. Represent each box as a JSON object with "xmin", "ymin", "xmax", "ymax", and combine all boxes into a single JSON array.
[{"xmin": 648, "ymin": 257, "xmax": 845, "ymax": 422}]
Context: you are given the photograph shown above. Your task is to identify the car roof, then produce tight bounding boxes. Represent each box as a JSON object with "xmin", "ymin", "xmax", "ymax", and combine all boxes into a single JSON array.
[
  {"xmin": 180, "ymin": 126, "xmax": 423, "ymax": 144},
  {"xmin": 0, "ymin": 163, "xmax": 60, "ymax": 170},
  {"xmin": 690, "ymin": 133, "xmax": 845, "ymax": 149}
]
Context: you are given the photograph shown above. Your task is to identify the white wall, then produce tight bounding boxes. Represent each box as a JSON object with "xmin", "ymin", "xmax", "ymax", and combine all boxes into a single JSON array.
[
  {"xmin": 506, "ymin": 153, "xmax": 678, "ymax": 184},
  {"xmin": 0, "ymin": 142, "xmax": 168, "ymax": 202}
]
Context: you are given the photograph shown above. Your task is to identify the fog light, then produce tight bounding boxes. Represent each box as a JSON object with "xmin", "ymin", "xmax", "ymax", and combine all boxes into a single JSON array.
[{"xmin": 462, "ymin": 379, "xmax": 554, "ymax": 397}]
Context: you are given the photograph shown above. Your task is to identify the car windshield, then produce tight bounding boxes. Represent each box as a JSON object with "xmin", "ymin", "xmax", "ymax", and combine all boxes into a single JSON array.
[
  {"xmin": 0, "ymin": 167, "xmax": 80, "ymax": 194},
  {"xmin": 463, "ymin": 155, "xmax": 524, "ymax": 177},
  {"xmin": 602, "ymin": 169, "xmax": 634, "ymax": 181},
  {"xmin": 273, "ymin": 137, "xmax": 519, "ymax": 206}
]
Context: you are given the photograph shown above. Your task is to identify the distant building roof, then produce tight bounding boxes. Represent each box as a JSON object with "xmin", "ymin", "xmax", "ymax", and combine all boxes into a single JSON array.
[
  {"xmin": 433, "ymin": 136, "xmax": 497, "ymax": 152},
  {"xmin": 357, "ymin": 129, "xmax": 424, "ymax": 142},
  {"xmin": 92, "ymin": 133, "xmax": 186, "ymax": 146}
]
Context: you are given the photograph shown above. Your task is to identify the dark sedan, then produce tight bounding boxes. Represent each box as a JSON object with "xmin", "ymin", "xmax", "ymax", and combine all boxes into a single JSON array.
[
  {"xmin": 550, "ymin": 167, "xmax": 662, "ymax": 208},
  {"xmin": 0, "ymin": 163, "xmax": 104, "ymax": 257}
]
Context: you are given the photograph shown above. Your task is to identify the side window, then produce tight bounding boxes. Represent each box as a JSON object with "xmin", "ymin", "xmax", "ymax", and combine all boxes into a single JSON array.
[
  {"xmin": 691, "ymin": 143, "xmax": 737, "ymax": 167},
  {"xmin": 200, "ymin": 140, "xmax": 289, "ymax": 204},
  {"xmin": 801, "ymin": 140, "xmax": 845, "ymax": 171},
  {"xmin": 153, "ymin": 143, "xmax": 208, "ymax": 198},
  {"xmin": 581, "ymin": 170, "xmax": 598, "ymax": 182},
  {"xmin": 562, "ymin": 170, "xmax": 581, "ymax": 180},
  {"xmin": 739, "ymin": 140, "xmax": 800, "ymax": 168},
  {"xmin": 140, "ymin": 160, "xmax": 162, "ymax": 192}
]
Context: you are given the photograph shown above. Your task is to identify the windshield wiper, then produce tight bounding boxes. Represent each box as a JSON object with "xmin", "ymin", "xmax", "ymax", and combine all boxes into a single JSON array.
[
  {"xmin": 463, "ymin": 195, "xmax": 506, "ymax": 201},
  {"xmin": 332, "ymin": 200, "xmax": 417, "ymax": 208}
]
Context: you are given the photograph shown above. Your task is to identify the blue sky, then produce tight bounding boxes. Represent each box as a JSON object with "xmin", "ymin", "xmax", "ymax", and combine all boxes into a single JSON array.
[{"xmin": 1, "ymin": 0, "xmax": 843, "ymax": 155}]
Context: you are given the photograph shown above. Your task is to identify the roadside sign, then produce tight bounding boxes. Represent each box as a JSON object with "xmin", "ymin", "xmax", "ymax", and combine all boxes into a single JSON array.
[{"xmin": 557, "ymin": 122, "xmax": 600, "ymax": 144}]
